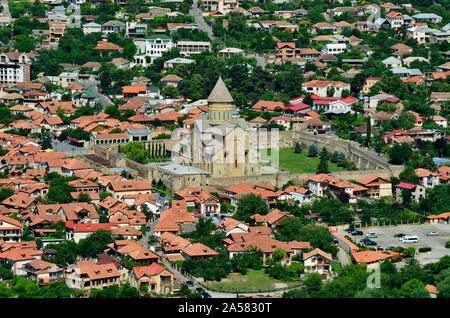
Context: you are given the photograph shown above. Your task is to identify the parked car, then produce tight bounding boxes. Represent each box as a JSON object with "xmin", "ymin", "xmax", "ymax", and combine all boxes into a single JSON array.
[
  {"xmin": 364, "ymin": 240, "xmax": 377, "ymax": 246},
  {"xmin": 195, "ymin": 287, "xmax": 205, "ymax": 293},
  {"xmin": 366, "ymin": 233, "xmax": 378, "ymax": 238},
  {"xmin": 394, "ymin": 233, "xmax": 405, "ymax": 238},
  {"xmin": 202, "ymin": 291, "xmax": 212, "ymax": 298},
  {"xmin": 386, "ymin": 246, "xmax": 395, "ymax": 251},
  {"xmin": 360, "ymin": 238, "xmax": 370, "ymax": 243},
  {"xmin": 427, "ymin": 231, "xmax": 438, "ymax": 236},
  {"xmin": 376, "ymin": 246, "xmax": 384, "ymax": 251},
  {"xmin": 186, "ymin": 281, "xmax": 193, "ymax": 287},
  {"xmin": 344, "ymin": 227, "xmax": 355, "ymax": 233},
  {"xmin": 351, "ymin": 230, "xmax": 363, "ymax": 236}
]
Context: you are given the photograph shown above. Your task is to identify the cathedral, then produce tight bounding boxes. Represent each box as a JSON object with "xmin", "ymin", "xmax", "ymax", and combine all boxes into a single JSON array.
[{"xmin": 173, "ymin": 76, "xmax": 261, "ymax": 178}]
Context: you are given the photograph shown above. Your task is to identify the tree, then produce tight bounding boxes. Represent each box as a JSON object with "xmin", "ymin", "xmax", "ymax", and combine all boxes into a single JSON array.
[
  {"xmin": 365, "ymin": 118, "xmax": 371, "ymax": 147},
  {"xmin": 350, "ymin": 73, "xmax": 367, "ymax": 95},
  {"xmin": 233, "ymin": 193, "xmax": 269, "ymax": 223},
  {"xmin": 317, "ymin": 147, "xmax": 330, "ymax": 174},
  {"xmin": 308, "ymin": 144, "xmax": 318, "ymax": 157},
  {"xmin": 388, "ymin": 143, "xmax": 413, "ymax": 165},
  {"xmin": 401, "ymin": 189, "xmax": 412, "ymax": 204},
  {"xmin": 331, "ymin": 151, "xmax": 339, "ymax": 164},
  {"xmin": 77, "ymin": 192, "xmax": 91, "ymax": 203},
  {"xmin": 337, "ymin": 153, "xmax": 346, "ymax": 167},
  {"xmin": 272, "ymin": 248, "xmax": 287, "ymax": 262},
  {"xmin": 294, "ymin": 141, "xmax": 302, "ymax": 154},
  {"xmin": 399, "ymin": 166, "xmax": 420, "ymax": 184},
  {"xmin": 0, "ymin": 188, "xmax": 14, "ymax": 202},
  {"xmin": 77, "ymin": 229, "xmax": 114, "ymax": 258},
  {"xmin": 304, "ymin": 272, "xmax": 323, "ymax": 296},
  {"xmin": 41, "ymin": 135, "xmax": 52, "ymax": 150},
  {"xmin": 120, "ymin": 141, "xmax": 147, "ymax": 163},
  {"xmin": 14, "ymin": 34, "xmax": 35, "ymax": 52},
  {"xmin": 398, "ymin": 279, "xmax": 429, "ymax": 298}
]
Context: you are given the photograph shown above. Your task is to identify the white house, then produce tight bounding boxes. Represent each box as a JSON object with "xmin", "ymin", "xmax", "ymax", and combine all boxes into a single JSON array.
[
  {"xmin": 382, "ymin": 56, "xmax": 402, "ymax": 68},
  {"xmin": 321, "ymin": 43, "xmax": 346, "ymax": 55},
  {"xmin": 83, "ymin": 22, "xmax": 102, "ymax": 34},
  {"xmin": 133, "ymin": 35, "xmax": 174, "ymax": 67},
  {"xmin": 302, "ymin": 80, "xmax": 351, "ymax": 98},
  {"xmin": 284, "ymin": 186, "xmax": 312, "ymax": 205},
  {"xmin": 303, "ymin": 248, "xmax": 332, "ymax": 278}
]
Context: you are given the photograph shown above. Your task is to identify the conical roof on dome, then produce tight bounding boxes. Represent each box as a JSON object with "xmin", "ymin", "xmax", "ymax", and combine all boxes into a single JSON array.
[{"xmin": 207, "ymin": 76, "xmax": 234, "ymax": 103}]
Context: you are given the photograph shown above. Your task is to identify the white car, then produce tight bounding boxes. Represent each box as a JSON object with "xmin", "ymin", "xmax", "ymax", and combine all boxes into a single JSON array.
[{"xmin": 427, "ymin": 231, "xmax": 438, "ymax": 236}]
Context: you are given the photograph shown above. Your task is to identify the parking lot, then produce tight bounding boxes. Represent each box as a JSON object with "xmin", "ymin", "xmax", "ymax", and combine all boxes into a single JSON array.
[{"xmin": 339, "ymin": 223, "xmax": 450, "ymax": 265}]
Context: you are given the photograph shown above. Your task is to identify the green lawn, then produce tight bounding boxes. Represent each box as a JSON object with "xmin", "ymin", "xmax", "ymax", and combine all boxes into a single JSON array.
[
  {"xmin": 261, "ymin": 148, "xmax": 345, "ymax": 174},
  {"xmin": 204, "ymin": 269, "xmax": 302, "ymax": 293}
]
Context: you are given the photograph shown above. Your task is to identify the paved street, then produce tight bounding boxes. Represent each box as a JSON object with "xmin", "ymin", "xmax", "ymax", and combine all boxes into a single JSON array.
[
  {"xmin": 1, "ymin": 0, "xmax": 12, "ymax": 20},
  {"xmin": 337, "ymin": 247, "xmax": 351, "ymax": 266},
  {"xmin": 189, "ymin": 0, "xmax": 216, "ymax": 40}
]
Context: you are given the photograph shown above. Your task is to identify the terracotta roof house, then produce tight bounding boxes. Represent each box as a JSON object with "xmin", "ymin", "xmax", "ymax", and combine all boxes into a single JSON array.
[
  {"xmin": 174, "ymin": 187, "xmax": 220, "ymax": 216},
  {"xmin": 149, "ymin": 111, "xmax": 184, "ymax": 123},
  {"xmin": 94, "ymin": 41, "xmax": 123, "ymax": 52},
  {"xmin": 0, "ymin": 247, "xmax": 42, "ymax": 276},
  {"xmin": 106, "ymin": 180, "xmax": 153, "ymax": 200},
  {"xmin": 161, "ymin": 74, "xmax": 183, "ymax": 87},
  {"xmin": 57, "ymin": 202, "xmax": 99, "ymax": 224},
  {"xmin": 218, "ymin": 218, "xmax": 249, "ymax": 237},
  {"xmin": 181, "ymin": 242, "xmax": 219, "ymax": 261},
  {"xmin": 303, "ymin": 248, "xmax": 332, "ymax": 278},
  {"xmin": 304, "ymin": 173, "xmax": 340, "ymax": 197},
  {"xmin": 251, "ymin": 100, "xmax": 285, "ymax": 112},
  {"xmin": 352, "ymin": 250, "xmax": 392, "ymax": 268},
  {"xmin": 22, "ymin": 258, "xmax": 64, "ymax": 285},
  {"xmin": 0, "ymin": 214, "xmax": 23, "ymax": 242},
  {"xmin": 227, "ymin": 234, "xmax": 310, "ymax": 266},
  {"xmin": 129, "ymin": 263, "xmax": 173, "ymax": 294},
  {"xmin": 107, "ymin": 240, "xmax": 158, "ymax": 265},
  {"xmin": 160, "ymin": 232, "xmax": 191, "ymax": 257},
  {"xmin": 65, "ymin": 260, "xmax": 120, "ymax": 291},
  {"xmin": 250, "ymin": 209, "xmax": 291, "ymax": 228},
  {"xmin": 414, "ymin": 168, "xmax": 439, "ymax": 189},
  {"xmin": 1, "ymin": 192, "xmax": 37, "ymax": 212},
  {"xmin": 356, "ymin": 175, "xmax": 392, "ymax": 198}
]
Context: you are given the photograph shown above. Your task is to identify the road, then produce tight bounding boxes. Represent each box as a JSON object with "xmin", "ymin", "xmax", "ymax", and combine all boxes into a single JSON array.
[
  {"xmin": 84, "ymin": 83, "xmax": 114, "ymax": 108},
  {"xmin": 1, "ymin": 0, "xmax": 11, "ymax": 20},
  {"xmin": 189, "ymin": 0, "xmax": 216, "ymax": 40},
  {"xmin": 337, "ymin": 247, "xmax": 351, "ymax": 266}
]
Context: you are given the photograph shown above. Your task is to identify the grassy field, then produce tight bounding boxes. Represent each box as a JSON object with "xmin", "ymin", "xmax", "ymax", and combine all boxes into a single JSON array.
[
  {"xmin": 261, "ymin": 148, "xmax": 345, "ymax": 174},
  {"xmin": 204, "ymin": 269, "xmax": 302, "ymax": 293}
]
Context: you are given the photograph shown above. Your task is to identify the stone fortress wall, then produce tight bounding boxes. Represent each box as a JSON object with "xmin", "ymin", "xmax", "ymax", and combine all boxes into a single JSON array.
[{"xmin": 87, "ymin": 126, "xmax": 403, "ymax": 192}]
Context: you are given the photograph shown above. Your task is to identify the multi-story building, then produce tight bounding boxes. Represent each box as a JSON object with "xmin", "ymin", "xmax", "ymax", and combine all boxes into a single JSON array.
[
  {"xmin": 0, "ymin": 215, "xmax": 23, "ymax": 242},
  {"xmin": 303, "ymin": 248, "xmax": 333, "ymax": 279},
  {"xmin": 126, "ymin": 22, "xmax": 147, "ymax": 38},
  {"xmin": 176, "ymin": 41, "xmax": 211, "ymax": 56},
  {"xmin": 48, "ymin": 21, "xmax": 68, "ymax": 48},
  {"xmin": 276, "ymin": 42, "xmax": 296, "ymax": 62},
  {"xmin": 415, "ymin": 168, "xmax": 440, "ymax": 189},
  {"xmin": 133, "ymin": 35, "xmax": 174, "ymax": 66},
  {"xmin": 302, "ymin": 80, "xmax": 351, "ymax": 98},
  {"xmin": 0, "ymin": 52, "xmax": 34, "ymax": 85},
  {"xmin": 65, "ymin": 261, "xmax": 120, "ymax": 291},
  {"xmin": 101, "ymin": 20, "xmax": 126, "ymax": 35}
]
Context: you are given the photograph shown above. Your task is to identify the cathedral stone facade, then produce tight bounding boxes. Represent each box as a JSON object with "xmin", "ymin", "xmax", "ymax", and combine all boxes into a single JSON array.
[{"xmin": 173, "ymin": 76, "xmax": 261, "ymax": 178}]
